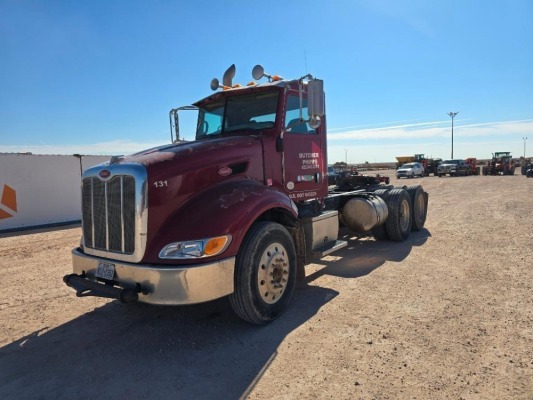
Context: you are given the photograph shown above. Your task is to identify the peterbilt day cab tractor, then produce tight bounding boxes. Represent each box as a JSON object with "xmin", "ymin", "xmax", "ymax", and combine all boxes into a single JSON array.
[{"xmin": 64, "ymin": 65, "xmax": 429, "ymax": 324}]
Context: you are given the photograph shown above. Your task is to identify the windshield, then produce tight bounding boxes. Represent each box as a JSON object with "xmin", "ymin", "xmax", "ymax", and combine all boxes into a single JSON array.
[
  {"xmin": 196, "ymin": 91, "xmax": 279, "ymax": 138},
  {"xmin": 402, "ymin": 163, "xmax": 416, "ymax": 168},
  {"xmin": 442, "ymin": 160, "xmax": 460, "ymax": 164}
]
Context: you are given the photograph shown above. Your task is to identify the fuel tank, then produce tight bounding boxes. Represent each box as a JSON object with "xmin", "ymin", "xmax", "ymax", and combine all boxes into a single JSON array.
[{"xmin": 340, "ymin": 195, "xmax": 388, "ymax": 233}]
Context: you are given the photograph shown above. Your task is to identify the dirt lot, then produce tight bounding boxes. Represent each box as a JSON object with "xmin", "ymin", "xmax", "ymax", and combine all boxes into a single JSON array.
[{"xmin": 0, "ymin": 172, "xmax": 531, "ymax": 400}]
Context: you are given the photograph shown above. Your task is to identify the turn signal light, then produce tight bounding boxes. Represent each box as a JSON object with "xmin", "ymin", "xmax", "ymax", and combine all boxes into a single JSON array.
[{"xmin": 204, "ymin": 236, "xmax": 230, "ymax": 256}]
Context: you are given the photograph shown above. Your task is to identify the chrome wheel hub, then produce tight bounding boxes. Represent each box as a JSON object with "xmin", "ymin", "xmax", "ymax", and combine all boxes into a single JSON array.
[
  {"xmin": 257, "ymin": 243, "xmax": 289, "ymax": 304},
  {"xmin": 400, "ymin": 199, "xmax": 411, "ymax": 231}
]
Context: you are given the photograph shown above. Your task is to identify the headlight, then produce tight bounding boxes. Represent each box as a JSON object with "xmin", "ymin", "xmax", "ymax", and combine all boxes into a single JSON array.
[{"xmin": 159, "ymin": 235, "xmax": 232, "ymax": 259}]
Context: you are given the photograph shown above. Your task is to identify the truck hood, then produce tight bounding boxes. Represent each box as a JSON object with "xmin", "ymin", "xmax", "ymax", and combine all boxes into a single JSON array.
[
  {"xmin": 119, "ymin": 135, "xmax": 265, "ymax": 259},
  {"xmin": 122, "ymin": 135, "xmax": 259, "ymax": 167},
  {"xmin": 120, "ymin": 134, "xmax": 265, "ymax": 195}
]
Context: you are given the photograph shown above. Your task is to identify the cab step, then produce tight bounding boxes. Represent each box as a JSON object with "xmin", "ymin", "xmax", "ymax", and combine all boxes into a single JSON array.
[{"xmin": 311, "ymin": 240, "xmax": 348, "ymax": 259}]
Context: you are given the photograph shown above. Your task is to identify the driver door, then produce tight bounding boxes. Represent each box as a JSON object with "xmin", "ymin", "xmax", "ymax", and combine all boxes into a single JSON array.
[{"xmin": 281, "ymin": 90, "xmax": 328, "ymax": 201}]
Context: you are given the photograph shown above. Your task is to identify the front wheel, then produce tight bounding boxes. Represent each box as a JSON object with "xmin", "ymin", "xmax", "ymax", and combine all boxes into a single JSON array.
[{"xmin": 229, "ymin": 221, "xmax": 296, "ymax": 324}]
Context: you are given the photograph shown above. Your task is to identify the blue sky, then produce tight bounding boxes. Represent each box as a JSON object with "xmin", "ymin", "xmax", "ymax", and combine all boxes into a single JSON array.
[{"xmin": 1, "ymin": 0, "xmax": 532, "ymax": 164}]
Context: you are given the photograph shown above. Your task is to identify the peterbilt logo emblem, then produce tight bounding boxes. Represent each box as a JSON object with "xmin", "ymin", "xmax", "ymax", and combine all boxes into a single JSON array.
[
  {"xmin": 218, "ymin": 167, "xmax": 232, "ymax": 176},
  {"xmin": 99, "ymin": 169, "xmax": 111, "ymax": 178}
]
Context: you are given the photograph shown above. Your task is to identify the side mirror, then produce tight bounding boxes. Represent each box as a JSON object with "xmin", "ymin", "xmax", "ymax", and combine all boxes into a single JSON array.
[
  {"xmin": 210, "ymin": 78, "xmax": 220, "ymax": 91},
  {"xmin": 252, "ymin": 65, "xmax": 265, "ymax": 80},
  {"xmin": 307, "ymin": 79, "xmax": 325, "ymax": 118}
]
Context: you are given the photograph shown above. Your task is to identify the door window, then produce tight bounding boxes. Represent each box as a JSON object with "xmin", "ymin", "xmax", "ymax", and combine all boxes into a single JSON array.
[{"xmin": 285, "ymin": 95, "xmax": 316, "ymax": 134}]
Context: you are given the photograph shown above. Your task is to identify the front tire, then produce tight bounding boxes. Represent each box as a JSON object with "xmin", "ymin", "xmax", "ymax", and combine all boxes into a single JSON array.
[{"xmin": 229, "ymin": 221, "xmax": 296, "ymax": 324}]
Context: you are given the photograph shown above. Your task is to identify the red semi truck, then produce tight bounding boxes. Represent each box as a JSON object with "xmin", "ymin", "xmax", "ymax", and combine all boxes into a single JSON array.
[{"xmin": 64, "ymin": 65, "xmax": 429, "ymax": 324}]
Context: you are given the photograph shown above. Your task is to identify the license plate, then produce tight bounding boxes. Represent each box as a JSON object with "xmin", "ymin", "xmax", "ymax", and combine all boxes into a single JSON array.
[{"xmin": 96, "ymin": 262, "xmax": 115, "ymax": 280}]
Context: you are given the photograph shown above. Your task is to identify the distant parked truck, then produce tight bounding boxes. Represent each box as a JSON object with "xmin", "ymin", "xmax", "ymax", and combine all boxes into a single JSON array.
[
  {"xmin": 395, "ymin": 156, "xmax": 415, "ymax": 169},
  {"xmin": 465, "ymin": 158, "xmax": 480, "ymax": 175},
  {"xmin": 396, "ymin": 162, "xmax": 424, "ymax": 179},
  {"xmin": 437, "ymin": 159, "xmax": 471, "ymax": 177},
  {"xmin": 482, "ymin": 152, "xmax": 515, "ymax": 175},
  {"xmin": 396, "ymin": 154, "xmax": 441, "ymax": 176},
  {"xmin": 521, "ymin": 159, "xmax": 532, "ymax": 176},
  {"xmin": 414, "ymin": 154, "xmax": 442, "ymax": 176},
  {"xmin": 521, "ymin": 159, "xmax": 533, "ymax": 177}
]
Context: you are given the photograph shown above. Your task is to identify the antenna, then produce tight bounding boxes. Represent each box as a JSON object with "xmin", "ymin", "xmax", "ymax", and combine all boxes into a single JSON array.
[{"xmin": 304, "ymin": 49, "xmax": 308, "ymax": 74}]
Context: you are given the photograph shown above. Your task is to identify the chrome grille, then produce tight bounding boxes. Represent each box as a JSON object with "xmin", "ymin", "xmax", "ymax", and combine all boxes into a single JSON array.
[{"xmin": 82, "ymin": 175, "xmax": 136, "ymax": 254}]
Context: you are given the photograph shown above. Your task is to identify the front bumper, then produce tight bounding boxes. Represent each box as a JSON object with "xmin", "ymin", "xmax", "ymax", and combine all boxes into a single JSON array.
[
  {"xmin": 67, "ymin": 248, "xmax": 235, "ymax": 305},
  {"xmin": 396, "ymin": 171, "xmax": 412, "ymax": 178},
  {"xmin": 438, "ymin": 168, "xmax": 456, "ymax": 174}
]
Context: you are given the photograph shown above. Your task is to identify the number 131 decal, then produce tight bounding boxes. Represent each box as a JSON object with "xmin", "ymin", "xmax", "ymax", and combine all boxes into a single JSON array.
[{"xmin": 153, "ymin": 180, "xmax": 168, "ymax": 188}]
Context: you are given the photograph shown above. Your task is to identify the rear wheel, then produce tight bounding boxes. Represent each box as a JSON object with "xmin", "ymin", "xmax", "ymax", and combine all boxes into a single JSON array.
[
  {"xmin": 406, "ymin": 185, "xmax": 427, "ymax": 231},
  {"xmin": 371, "ymin": 189, "xmax": 390, "ymax": 241},
  {"xmin": 385, "ymin": 189, "xmax": 411, "ymax": 241},
  {"xmin": 229, "ymin": 221, "xmax": 296, "ymax": 324}
]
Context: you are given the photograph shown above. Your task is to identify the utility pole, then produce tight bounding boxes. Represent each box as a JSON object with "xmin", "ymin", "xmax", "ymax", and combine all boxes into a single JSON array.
[
  {"xmin": 523, "ymin": 137, "xmax": 528, "ymax": 158},
  {"xmin": 447, "ymin": 112, "xmax": 459, "ymax": 158},
  {"xmin": 344, "ymin": 148, "xmax": 348, "ymax": 165}
]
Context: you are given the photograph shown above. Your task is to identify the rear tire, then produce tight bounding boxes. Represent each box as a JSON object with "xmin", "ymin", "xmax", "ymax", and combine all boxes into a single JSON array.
[
  {"xmin": 385, "ymin": 189, "xmax": 411, "ymax": 241},
  {"xmin": 371, "ymin": 189, "xmax": 390, "ymax": 241},
  {"xmin": 229, "ymin": 221, "xmax": 296, "ymax": 324},
  {"xmin": 406, "ymin": 185, "xmax": 427, "ymax": 231}
]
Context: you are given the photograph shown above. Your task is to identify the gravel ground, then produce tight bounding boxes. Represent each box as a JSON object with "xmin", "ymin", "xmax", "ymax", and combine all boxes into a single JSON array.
[{"xmin": 0, "ymin": 172, "xmax": 531, "ymax": 400}]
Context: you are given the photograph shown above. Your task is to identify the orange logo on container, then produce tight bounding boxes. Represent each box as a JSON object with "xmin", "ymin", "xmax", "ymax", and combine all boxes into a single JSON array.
[{"xmin": 0, "ymin": 185, "xmax": 17, "ymax": 220}]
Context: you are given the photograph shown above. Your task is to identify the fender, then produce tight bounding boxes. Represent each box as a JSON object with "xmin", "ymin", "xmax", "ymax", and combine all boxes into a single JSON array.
[{"xmin": 143, "ymin": 179, "xmax": 298, "ymax": 264}]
